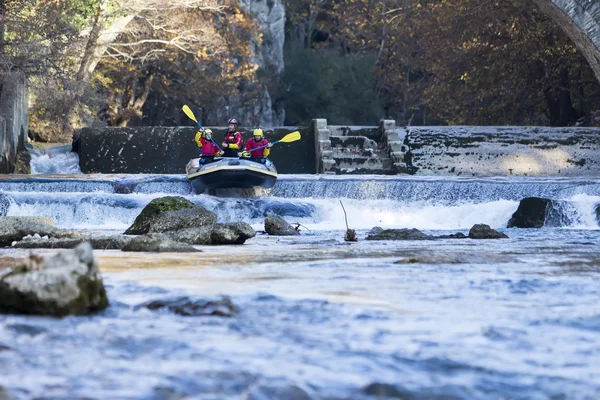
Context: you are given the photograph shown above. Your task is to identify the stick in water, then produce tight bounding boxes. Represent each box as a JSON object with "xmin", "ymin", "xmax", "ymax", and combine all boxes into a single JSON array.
[{"xmin": 340, "ymin": 200, "xmax": 357, "ymax": 242}]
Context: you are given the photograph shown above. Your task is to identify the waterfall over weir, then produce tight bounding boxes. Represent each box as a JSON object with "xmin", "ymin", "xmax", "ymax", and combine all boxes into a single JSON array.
[{"xmin": 1, "ymin": 173, "xmax": 600, "ymax": 231}]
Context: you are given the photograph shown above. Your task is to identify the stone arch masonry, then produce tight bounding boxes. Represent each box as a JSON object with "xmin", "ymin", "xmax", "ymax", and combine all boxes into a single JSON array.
[{"xmin": 532, "ymin": 0, "xmax": 600, "ymax": 83}]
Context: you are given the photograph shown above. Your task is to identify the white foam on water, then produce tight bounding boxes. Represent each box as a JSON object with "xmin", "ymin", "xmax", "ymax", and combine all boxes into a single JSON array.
[
  {"xmin": 561, "ymin": 194, "xmax": 600, "ymax": 229},
  {"xmin": 296, "ymin": 198, "xmax": 519, "ymax": 230},
  {"xmin": 30, "ymin": 146, "xmax": 81, "ymax": 174}
]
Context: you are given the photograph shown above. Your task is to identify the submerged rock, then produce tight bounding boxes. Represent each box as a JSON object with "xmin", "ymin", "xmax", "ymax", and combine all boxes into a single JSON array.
[
  {"xmin": 139, "ymin": 296, "xmax": 237, "ymax": 317},
  {"xmin": 0, "ymin": 216, "xmax": 81, "ymax": 247},
  {"xmin": 264, "ymin": 214, "xmax": 299, "ymax": 236},
  {"xmin": 0, "ymin": 242, "xmax": 108, "ymax": 317},
  {"xmin": 367, "ymin": 226, "xmax": 384, "ymax": 235},
  {"xmin": 12, "ymin": 235, "xmax": 131, "ymax": 249},
  {"xmin": 362, "ymin": 383, "xmax": 407, "ymax": 398},
  {"xmin": 247, "ymin": 384, "xmax": 312, "ymax": 400},
  {"xmin": 122, "ymin": 233, "xmax": 200, "ymax": 252},
  {"xmin": 124, "ymin": 196, "xmax": 216, "ymax": 235},
  {"xmin": 362, "ymin": 382, "xmax": 464, "ymax": 399},
  {"xmin": 259, "ymin": 199, "xmax": 316, "ymax": 218},
  {"xmin": 366, "ymin": 228, "xmax": 431, "ymax": 240},
  {"xmin": 468, "ymin": 224, "xmax": 508, "ymax": 239},
  {"xmin": 507, "ymin": 197, "xmax": 551, "ymax": 228},
  {"xmin": 168, "ymin": 222, "xmax": 256, "ymax": 245}
]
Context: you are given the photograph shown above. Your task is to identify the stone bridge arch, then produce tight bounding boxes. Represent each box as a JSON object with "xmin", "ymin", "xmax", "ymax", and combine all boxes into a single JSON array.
[{"xmin": 532, "ymin": 0, "xmax": 600, "ymax": 82}]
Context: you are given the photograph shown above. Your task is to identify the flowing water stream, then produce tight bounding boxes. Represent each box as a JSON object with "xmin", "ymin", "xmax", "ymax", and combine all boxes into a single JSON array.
[{"xmin": 0, "ymin": 149, "xmax": 599, "ymax": 399}]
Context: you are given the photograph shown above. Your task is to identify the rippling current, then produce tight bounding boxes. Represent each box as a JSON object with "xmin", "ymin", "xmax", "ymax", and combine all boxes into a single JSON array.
[{"xmin": 0, "ymin": 148, "xmax": 599, "ymax": 399}]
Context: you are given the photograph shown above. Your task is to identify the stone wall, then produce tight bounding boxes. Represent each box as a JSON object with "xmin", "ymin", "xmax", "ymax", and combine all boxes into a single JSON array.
[
  {"xmin": 77, "ymin": 123, "xmax": 600, "ymax": 176},
  {"xmin": 78, "ymin": 126, "xmax": 313, "ymax": 174},
  {"xmin": 401, "ymin": 126, "xmax": 600, "ymax": 176},
  {"xmin": 312, "ymin": 121, "xmax": 600, "ymax": 176},
  {"xmin": 0, "ymin": 72, "xmax": 30, "ymax": 174}
]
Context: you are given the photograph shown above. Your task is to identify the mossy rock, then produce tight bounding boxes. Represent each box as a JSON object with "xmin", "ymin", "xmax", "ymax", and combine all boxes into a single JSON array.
[{"xmin": 125, "ymin": 196, "xmax": 216, "ymax": 235}]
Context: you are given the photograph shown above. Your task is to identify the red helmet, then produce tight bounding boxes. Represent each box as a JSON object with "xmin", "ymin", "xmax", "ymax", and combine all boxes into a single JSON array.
[{"xmin": 228, "ymin": 118, "xmax": 238, "ymax": 125}]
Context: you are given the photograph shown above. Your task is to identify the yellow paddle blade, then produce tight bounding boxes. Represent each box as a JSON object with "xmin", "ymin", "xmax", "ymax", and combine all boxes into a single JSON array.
[
  {"xmin": 278, "ymin": 130, "xmax": 301, "ymax": 143},
  {"xmin": 182, "ymin": 105, "xmax": 198, "ymax": 123}
]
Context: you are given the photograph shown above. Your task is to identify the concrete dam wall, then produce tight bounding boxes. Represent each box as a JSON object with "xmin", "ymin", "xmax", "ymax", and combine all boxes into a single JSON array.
[
  {"xmin": 77, "ymin": 126, "xmax": 315, "ymax": 174},
  {"xmin": 77, "ymin": 123, "xmax": 600, "ymax": 176}
]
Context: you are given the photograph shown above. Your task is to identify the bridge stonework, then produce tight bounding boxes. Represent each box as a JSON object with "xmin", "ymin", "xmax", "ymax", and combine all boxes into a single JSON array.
[{"xmin": 532, "ymin": 0, "xmax": 600, "ymax": 82}]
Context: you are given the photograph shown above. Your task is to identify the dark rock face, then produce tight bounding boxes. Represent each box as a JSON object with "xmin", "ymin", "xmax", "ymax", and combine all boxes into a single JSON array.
[
  {"xmin": 124, "ymin": 196, "xmax": 216, "ymax": 235},
  {"xmin": 121, "ymin": 233, "xmax": 200, "ymax": 253},
  {"xmin": 0, "ymin": 242, "xmax": 108, "ymax": 317},
  {"xmin": 169, "ymin": 222, "xmax": 256, "ymax": 245},
  {"xmin": 264, "ymin": 214, "xmax": 299, "ymax": 236},
  {"xmin": 507, "ymin": 197, "xmax": 552, "ymax": 228},
  {"xmin": 366, "ymin": 228, "xmax": 431, "ymax": 241},
  {"xmin": 139, "ymin": 296, "xmax": 237, "ymax": 317},
  {"xmin": 468, "ymin": 224, "xmax": 508, "ymax": 239}
]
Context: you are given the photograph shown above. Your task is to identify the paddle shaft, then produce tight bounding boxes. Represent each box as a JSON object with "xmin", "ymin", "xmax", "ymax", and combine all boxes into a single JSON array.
[{"xmin": 248, "ymin": 140, "xmax": 279, "ymax": 152}]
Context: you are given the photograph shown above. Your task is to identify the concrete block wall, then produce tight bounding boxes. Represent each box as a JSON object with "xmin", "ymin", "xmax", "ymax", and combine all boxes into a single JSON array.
[{"xmin": 0, "ymin": 72, "xmax": 29, "ymax": 173}]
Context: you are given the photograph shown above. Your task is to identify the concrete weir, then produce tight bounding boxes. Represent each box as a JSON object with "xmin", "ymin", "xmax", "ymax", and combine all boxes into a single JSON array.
[
  {"xmin": 77, "ymin": 126, "xmax": 314, "ymax": 174},
  {"xmin": 403, "ymin": 126, "xmax": 600, "ymax": 176},
  {"xmin": 76, "ymin": 122, "xmax": 600, "ymax": 176}
]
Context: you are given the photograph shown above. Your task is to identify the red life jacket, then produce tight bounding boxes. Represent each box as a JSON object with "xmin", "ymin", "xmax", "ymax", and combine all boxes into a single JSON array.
[
  {"xmin": 224, "ymin": 131, "xmax": 243, "ymax": 150},
  {"xmin": 200, "ymin": 136, "xmax": 219, "ymax": 156},
  {"xmin": 245, "ymin": 137, "xmax": 269, "ymax": 158}
]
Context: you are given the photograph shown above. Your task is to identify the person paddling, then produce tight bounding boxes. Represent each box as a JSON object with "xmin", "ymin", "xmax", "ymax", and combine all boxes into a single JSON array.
[
  {"xmin": 194, "ymin": 128, "xmax": 220, "ymax": 163},
  {"xmin": 221, "ymin": 118, "xmax": 243, "ymax": 157},
  {"xmin": 242, "ymin": 128, "xmax": 272, "ymax": 163}
]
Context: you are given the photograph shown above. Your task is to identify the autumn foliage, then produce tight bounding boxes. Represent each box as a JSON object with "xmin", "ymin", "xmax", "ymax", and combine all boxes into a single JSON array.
[{"xmin": 1, "ymin": 0, "xmax": 600, "ymax": 141}]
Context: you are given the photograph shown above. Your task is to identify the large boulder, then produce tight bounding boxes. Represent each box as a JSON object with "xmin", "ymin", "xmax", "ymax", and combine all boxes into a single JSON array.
[
  {"xmin": 264, "ymin": 214, "xmax": 299, "ymax": 236},
  {"xmin": 0, "ymin": 242, "xmax": 108, "ymax": 317},
  {"xmin": 124, "ymin": 196, "xmax": 216, "ymax": 235},
  {"xmin": 122, "ymin": 233, "xmax": 200, "ymax": 252},
  {"xmin": 507, "ymin": 197, "xmax": 551, "ymax": 228},
  {"xmin": 0, "ymin": 216, "xmax": 81, "ymax": 247},
  {"xmin": 168, "ymin": 222, "xmax": 256, "ymax": 245}
]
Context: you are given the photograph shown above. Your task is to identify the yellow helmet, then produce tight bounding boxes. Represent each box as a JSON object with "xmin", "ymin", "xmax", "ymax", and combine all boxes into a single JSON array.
[
  {"xmin": 204, "ymin": 128, "xmax": 213, "ymax": 134},
  {"xmin": 253, "ymin": 128, "xmax": 264, "ymax": 138}
]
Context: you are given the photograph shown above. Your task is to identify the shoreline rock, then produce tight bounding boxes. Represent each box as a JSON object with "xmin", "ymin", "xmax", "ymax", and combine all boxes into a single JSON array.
[{"xmin": 0, "ymin": 242, "xmax": 109, "ymax": 317}]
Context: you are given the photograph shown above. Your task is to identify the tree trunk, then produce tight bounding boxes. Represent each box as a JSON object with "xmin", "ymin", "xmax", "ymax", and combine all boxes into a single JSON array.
[
  {"xmin": 0, "ymin": 0, "xmax": 5, "ymax": 56},
  {"xmin": 76, "ymin": 0, "xmax": 108, "ymax": 84},
  {"xmin": 546, "ymin": 68, "xmax": 578, "ymax": 127},
  {"xmin": 114, "ymin": 70, "xmax": 155, "ymax": 127}
]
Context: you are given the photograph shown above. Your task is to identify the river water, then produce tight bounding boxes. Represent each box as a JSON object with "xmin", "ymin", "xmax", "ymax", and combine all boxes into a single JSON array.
[{"xmin": 0, "ymin": 148, "xmax": 599, "ymax": 399}]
